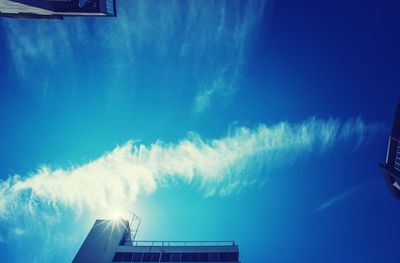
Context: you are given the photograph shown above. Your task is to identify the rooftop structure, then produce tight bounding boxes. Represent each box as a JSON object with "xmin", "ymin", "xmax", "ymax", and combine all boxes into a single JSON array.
[
  {"xmin": 73, "ymin": 219, "xmax": 240, "ymax": 263},
  {"xmin": 379, "ymin": 99, "xmax": 400, "ymax": 198},
  {"xmin": 0, "ymin": 0, "xmax": 116, "ymax": 19}
]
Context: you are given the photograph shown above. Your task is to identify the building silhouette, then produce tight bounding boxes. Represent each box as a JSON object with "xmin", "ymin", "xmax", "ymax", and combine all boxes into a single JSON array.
[
  {"xmin": 380, "ymin": 99, "xmax": 400, "ymax": 198},
  {"xmin": 73, "ymin": 219, "xmax": 240, "ymax": 263},
  {"xmin": 0, "ymin": 0, "xmax": 116, "ymax": 19}
]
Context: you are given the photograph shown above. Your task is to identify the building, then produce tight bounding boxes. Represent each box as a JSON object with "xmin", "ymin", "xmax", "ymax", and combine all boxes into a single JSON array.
[
  {"xmin": 73, "ymin": 219, "xmax": 240, "ymax": 263},
  {"xmin": 0, "ymin": 0, "xmax": 116, "ymax": 19},
  {"xmin": 379, "ymin": 99, "xmax": 400, "ymax": 198}
]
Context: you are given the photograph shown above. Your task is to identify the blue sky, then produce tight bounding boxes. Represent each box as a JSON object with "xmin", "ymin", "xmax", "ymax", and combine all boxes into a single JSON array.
[{"xmin": 0, "ymin": 0, "xmax": 399, "ymax": 262}]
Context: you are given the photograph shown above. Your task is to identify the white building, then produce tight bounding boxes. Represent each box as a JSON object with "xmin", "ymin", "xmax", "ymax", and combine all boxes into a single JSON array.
[
  {"xmin": 73, "ymin": 219, "xmax": 240, "ymax": 263},
  {"xmin": 0, "ymin": 0, "xmax": 116, "ymax": 19}
]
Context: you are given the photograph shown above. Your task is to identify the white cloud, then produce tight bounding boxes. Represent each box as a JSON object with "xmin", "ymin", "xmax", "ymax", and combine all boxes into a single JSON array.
[{"xmin": 0, "ymin": 117, "xmax": 378, "ymax": 221}]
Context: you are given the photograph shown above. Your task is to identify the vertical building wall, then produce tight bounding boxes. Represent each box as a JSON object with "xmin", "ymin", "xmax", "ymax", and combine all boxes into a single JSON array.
[
  {"xmin": 380, "ymin": 99, "xmax": 400, "ymax": 198},
  {"xmin": 73, "ymin": 219, "xmax": 129, "ymax": 263}
]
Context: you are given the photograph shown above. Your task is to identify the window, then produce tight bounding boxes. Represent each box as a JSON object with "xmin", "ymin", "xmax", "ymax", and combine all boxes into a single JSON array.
[
  {"xmin": 199, "ymin": 253, "xmax": 209, "ymax": 262},
  {"xmin": 181, "ymin": 253, "xmax": 191, "ymax": 261},
  {"xmin": 113, "ymin": 252, "xmax": 124, "ymax": 262},
  {"xmin": 219, "ymin": 252, "xmax": 238, "ymax": 262},
  {"xmin": 150, "ymin": 253, "xmax": 161, "ymax": 262},
  {"xmin": 209, "ymin": 253, "xmax": 219, "ymax": 262},
  {"xmin": 160, "ymin": 253, "xmax": 171, "ymax": 262},
  {"xmin": 142, "ymin": 253, "xmax": 152, "ymax": 262},
  {"xmin": 141, "ymin": 251, "xmax": 237, "ymax": 262},
  {"xmin": 132, "ymin": 253, "xmax": 143, "ymax": 262},
  {"xmin": 113, "ymin": 252, "xmax": 133, "ymax": 262},
  {"xmin": 123, "ymin": 253, "xmax": 133, "ymax": 262},
  {"xmin": 190, "ymin": 253, "xmax": 200, "ymax": 262},
  {"xmin": 141, "ymin": 253, "xmax": 161, "ymax": 262},
  {"xmin": 395, "ymin": 143, "xmax": 400, "ymax": 172},
  {"xmin": 171, "ymin": 253, "xmax": 181, "ymax": 262}
]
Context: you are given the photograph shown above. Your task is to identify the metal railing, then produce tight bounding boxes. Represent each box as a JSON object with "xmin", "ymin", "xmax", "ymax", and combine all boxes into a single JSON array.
[{"xmin": 121, "ymin": 240, "xmax": 236, "ymax": 247}]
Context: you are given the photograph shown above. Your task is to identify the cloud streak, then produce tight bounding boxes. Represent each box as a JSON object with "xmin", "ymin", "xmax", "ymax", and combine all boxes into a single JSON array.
[
  {"xmin": 317, "ymin": 182, "xmax": 367, "ymax": 210},
  {"xmin": 192, "ymin": 0, "xmax": 267, "ymax": 113},
  {"xmin": 0, "ymin": 117, "xmax": 378, "ymax": 222}
]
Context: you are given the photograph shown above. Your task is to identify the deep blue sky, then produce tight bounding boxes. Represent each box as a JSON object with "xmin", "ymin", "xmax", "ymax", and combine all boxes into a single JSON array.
[{"xmin": 0, "ymin": 1, "xmax": 399, "ymax": 262}]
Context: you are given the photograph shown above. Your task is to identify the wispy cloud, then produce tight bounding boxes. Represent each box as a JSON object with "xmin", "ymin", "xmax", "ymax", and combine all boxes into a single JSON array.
[
  {"xmin": 0, "ymin": 117, "xmax": 378, "ymax": 222},
  {"xmin": 192, "ymin": 0, "xmax": 268, "ymax": 114},
  {"xmin": 13, "ymin": 227, "xmax": 25, "ymax": 236},
  {"xmin": 3, "ymin": 19, "xmax": 75, "ymax": 78},
  {"xmin": 3, "ymin": 1, "xmax": 268, "ymax": 112},
  {"xmin": 193, "ymin": 76, "xmax": 231, "ymax": 114},
  {"xmin": 317, "ymin": 182, "xmax": 367, "ymax": 210}
]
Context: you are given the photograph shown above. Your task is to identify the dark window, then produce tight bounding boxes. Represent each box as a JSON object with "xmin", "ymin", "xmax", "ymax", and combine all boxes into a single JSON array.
[
  {"xmin": 199, "ymin": 253, "xmax": 209, "ymax": 262},
  {"xmin": 171, "ymin": 253, "xmax": 181, "ymax": 262},
  {"xmin": 190, "ymin": 253, "xmax": 200, "ymax": 262},
  {"xmin": 220, "ymin": 253, "xmax": 228, "ymax": 262},
  {"xmin": 122, "ymin": 253, "xmax": 133, "ymax": 262},
  {"xmin": 229, "ymin": 252, "xmax": 238, "ymax": 261},
  {"xmin": 209, "ymin": 253, "xmax": 219, "ymax": 262},
  {"xmin": 181, "ymin": 253, "xmax": 191, "ymax": 261},
  {"xmin": 132, "ymin": 253, "xmax": 143, "ymax": 262},
  {"xmin": 161, "ymin": 253, "xmax": 171, "ymax": 262},
  {"xmin": 150, "ymin": 253, "xmax": 161, "ymax": 262},
  {"xmin": 112, "ymin": 252, "xmax": 133, "ymax": 262},
  {"xmin": 113, "ymin": 252, "xmax": 124, "ymax": 262},
  {"xmin": 142, "ymin": 253, "xmax": 152, "ymax": 262},
  {"xmin": 219, "ymin": 252, "xmax": 238, "ymax": 262}
]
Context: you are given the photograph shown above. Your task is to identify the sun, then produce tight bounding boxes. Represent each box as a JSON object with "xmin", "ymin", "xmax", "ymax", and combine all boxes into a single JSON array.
[
  {"xmin": 105, "ymin": 208, "xmax": 127, "ymax": 221},
  {"xmin": 98, "ymin": 209, "xmax": 130, "ymax": 235}
]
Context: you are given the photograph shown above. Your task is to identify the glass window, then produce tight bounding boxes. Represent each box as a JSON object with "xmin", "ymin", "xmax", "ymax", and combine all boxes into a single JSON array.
[
  {"xmin": 229, "ymin": 252, "xmax": 238, "ymax": 261},
  {"xmin": 171, "ymin": 253, "xmax": 181, "ymax": 262},
  {"xmin": 161, "ymin": 253, "xmax": 171, "ymax": 262},
  {"xmin": 150, "ymin": 253, "xmax": 161, "ymax": 262},
  {"xmin": 209, "ymin": 253, "xmax": 219, "ymax": 262},
  {"xmin": 112, "ymin": 252, "xmax": 124, "ymax": 262},
  {"xmin": 220, "ymin": 253, "xmax": 228, "ymax": 261},
  {"xmin": 132, "ymin": 253, "xmax": 143, "ymax": 262},
  {"xmin": 219, "ymin": 252, "xmax": 238, "ymax": 262},
  {"xmin": 396, "ymin": 144, "xmax": 400, "ymax": 171},
  {"xmin": 190, "ymin": 253, "xmax": 200, "ymax": 262},
  {"xmin": 142, "ymin": 253, "xmax": 152, "ymax": 262},
  {"xmin": 199, "ymin": 253, "xmax": 209, "ymax": 262},
  {"xmin": 121, "ymin": 252, "xmax": 133, "ymax": 262},
  {"xmin": 181, "ymin": 253, "xmax": 190, "ymax": 261}
]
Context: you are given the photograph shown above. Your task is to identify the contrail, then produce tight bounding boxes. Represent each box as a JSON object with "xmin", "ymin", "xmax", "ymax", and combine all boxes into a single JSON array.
[{"xmin": 317, "ymin": 182, "xmax": 367, "ymax": 210}]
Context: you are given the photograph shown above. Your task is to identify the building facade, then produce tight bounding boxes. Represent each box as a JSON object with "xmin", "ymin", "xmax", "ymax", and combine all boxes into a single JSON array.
[
  {"xmin": 73, "ymin": 219, "xmax": 240, "ymax": 263},
  {"xmin": 380, "ymin": 99, "xmax": 400, "ymax": 198},
  {"xmin": 0, "ymin": 0, "xmax": 116, "ymax": 19}
]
